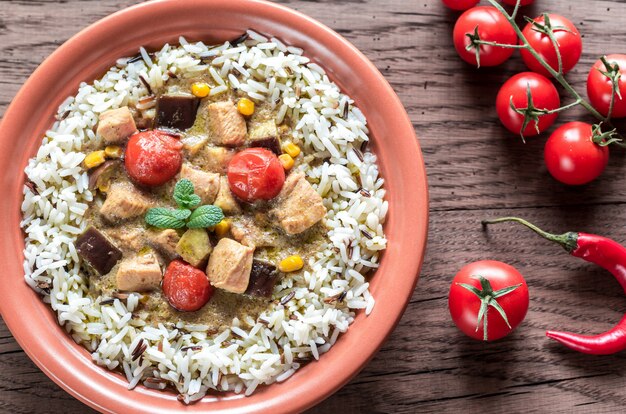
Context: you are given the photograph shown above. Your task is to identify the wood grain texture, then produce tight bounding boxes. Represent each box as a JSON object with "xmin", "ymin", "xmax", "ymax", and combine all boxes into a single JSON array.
[{"xmin": 2, "ymin": 0, "xmax": 626, "ymax": 412}]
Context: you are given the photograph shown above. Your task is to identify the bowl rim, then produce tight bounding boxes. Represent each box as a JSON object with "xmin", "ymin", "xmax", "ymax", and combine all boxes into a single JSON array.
[{"xmin": 0, "ymin": 0, "xmax": 429, "ymax": 412}]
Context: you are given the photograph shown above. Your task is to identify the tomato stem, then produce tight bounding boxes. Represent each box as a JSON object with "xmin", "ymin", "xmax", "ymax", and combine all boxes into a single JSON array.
[
  {"xmin": 486, "ymin": 0, "xmax": 608, "ymax": 124},
  {"xmin": 456, "ymin": 275, "xmax": 521, "ymax": 341}
]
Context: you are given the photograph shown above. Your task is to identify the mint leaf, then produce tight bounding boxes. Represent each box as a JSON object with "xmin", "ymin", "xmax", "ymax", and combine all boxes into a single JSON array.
[
  {"xmin": 172, "ymin": 208, "xmax": 192, "ymax": 220},
  {"xmin": 145, "ymin": 207, "xmax": 187, "ymax": 229},
  {"xmin": 173, "ymin": 179, "xmax": 195, "ymax": 208},
  {"xmin": 186, "ymin": 205, "xmax": 224, "ymax": 228}
]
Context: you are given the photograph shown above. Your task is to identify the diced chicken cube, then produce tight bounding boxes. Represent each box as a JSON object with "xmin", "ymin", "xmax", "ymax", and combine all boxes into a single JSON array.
[
  {"xmin": 116, "ymin": 252, "xmax": 162, "ymax": 292},
  {"xmin": 182, "ymin": 135, "xmax": 209, "ymax": 156},
  {"xmin": 231, "ymin": 217, "xmax": 278, "ymax": 248},
  {"xmin": 96, "ymin": 107, "xmax": 138, "ymax": 144},
  {"xmin": 208, "ymin": 101, "xmax": 247, "ymax": 147},
  {"xmin": 206, "ymin": 238, "xmax": 254, "ymax": 294},
  {"xmin": 270, "ymin": 172, "xmax": 327, "ymax": 234},
  {"xmin": 148, "ymin": 229, "xmax": 180, "ymax": 261},
  {"xmin": 100, "ymin": 182, "xmax": 153, "ymax": 221},
  {"xmin": 180, "ymin": 163, "xmax": 220, "ymax": 205},
  {"xmin": 214, "ymin": 176, "xmax": 241, "ymax": 214},
  {"xmin": 197, "ymin": 146, "xmax": 235, "ymax": 173},
  {"xmin": 248, "ymin": 120, "xmax": 281, "ymax": 155}
]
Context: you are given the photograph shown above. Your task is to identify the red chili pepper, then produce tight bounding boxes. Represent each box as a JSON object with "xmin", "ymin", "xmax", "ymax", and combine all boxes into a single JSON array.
[{"xmin": 482, "ymin": 217, "xmax": 626, "ymax": 355}]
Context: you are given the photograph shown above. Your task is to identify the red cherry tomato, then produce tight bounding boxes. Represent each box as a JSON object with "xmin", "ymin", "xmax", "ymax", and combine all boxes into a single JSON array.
[
  {"xmin": 496, "ymin": 72, "xmax": 560, "ymax": 136},
  {"xmin": 441, "ymin": 0, "xmax": 479, "ymax": 11},
  {"xmin": 453, "ymin": 6, "xmax": 518, "ymax": 67},
  {"xmin": 227, "ymin": 148, "xmax": 285, "ymax": 202},
  {"xmin": 124, "ymin": 130, "xmax": 183, "ymax": 187},
  {"xmin": 520, "ymin": 14, "xmax": 582, "ymax": 77},
  {"xmin": 162, "ymin": 260, "xmax": 213, "ymax": 312},
  {"xmin": 449, "ymin": 260, "xmax": 529, "ymax": 341},
  {"xmin": 544, "ymin": 122, "xmax": 609, "ymax": 186},
  {"xmin": 501, "ymin": 0, "xmax": 534, "ymax": 5},
  {"xmin": 587, "ymin": 54, "xmax": 626, "ymax": 118}
]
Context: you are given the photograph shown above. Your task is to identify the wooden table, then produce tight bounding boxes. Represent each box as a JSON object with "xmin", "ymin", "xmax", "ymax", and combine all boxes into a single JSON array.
[{"xmin": 2, "ymin": 0, "xmax": 626, "ymax": 412}]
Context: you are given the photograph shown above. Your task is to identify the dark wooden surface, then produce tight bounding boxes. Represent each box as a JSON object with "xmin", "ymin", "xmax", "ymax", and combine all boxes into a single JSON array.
[{"xmin": 2, "ymin": 0, "xmax": 626, "ymax": 412}]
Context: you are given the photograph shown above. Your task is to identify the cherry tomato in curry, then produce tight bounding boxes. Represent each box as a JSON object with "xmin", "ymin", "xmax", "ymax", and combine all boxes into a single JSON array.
[
  {"xmin": 163, "ymin": 260, "xmax": 213, "ymax": 312},
  {"xmin": 124, "ymin": 130, "xmax": 183, "ymax": 187},
  {"xmin": 227, "ymin": 148, "xmax": 286, "ymax": 202}
]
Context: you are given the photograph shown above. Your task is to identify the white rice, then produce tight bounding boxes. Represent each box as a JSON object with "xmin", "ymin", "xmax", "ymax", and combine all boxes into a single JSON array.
[{"xmin": 21, "ymin": 30, "xmax": 387, "ymax": 401}]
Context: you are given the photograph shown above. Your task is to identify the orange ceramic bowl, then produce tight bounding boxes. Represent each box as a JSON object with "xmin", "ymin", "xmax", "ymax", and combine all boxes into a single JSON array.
[{"xmin": 0, "ymin": 0, "xmax": 428, "ymax": 412}]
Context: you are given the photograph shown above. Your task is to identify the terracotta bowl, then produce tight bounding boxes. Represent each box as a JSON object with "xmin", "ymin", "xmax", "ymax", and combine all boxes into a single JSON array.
[{"xmin": 0, "ymin": 0, "xmax": 428, "ymax": 412}]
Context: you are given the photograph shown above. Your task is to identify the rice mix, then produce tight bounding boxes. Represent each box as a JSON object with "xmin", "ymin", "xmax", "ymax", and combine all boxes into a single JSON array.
[{"xmin": 20, "ymin": 31, "xmax": 387, "ymax": 401}]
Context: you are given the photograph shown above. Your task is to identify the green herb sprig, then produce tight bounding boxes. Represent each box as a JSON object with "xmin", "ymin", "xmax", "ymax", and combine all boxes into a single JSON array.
[{"xmin": 145, "ymin": 179, "xmax": 224, "ymax": 229}]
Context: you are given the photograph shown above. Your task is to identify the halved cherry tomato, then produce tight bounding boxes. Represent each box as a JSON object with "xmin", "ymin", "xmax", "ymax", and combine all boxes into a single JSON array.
[
  {"xmin": 544, "ymin": 122, "xmax": 609, "ymax": 185},
  {"xmin": 227, "ymin": 148, "xmax": 285, "ymax": 202},
  {"xmin": 496, "ymin": 72, "xmax": 560, "ymax": 136},
  {"xmin": 124, "ymin": 130, "xmax": 183, "ymax": 187},
  {"xmin": 520, "ymin": 14, "xmax": 582, "ymax": 77},
  {"xmin": 162, "ymin": 260, "xmax": 213, "ymax": 312},
  {"xmin": 587, "ymin": 54, "xmax": 626, "ymax": 118},
  {"xmin": 453, "ymin": 6, "xmax": 518, "ymax": 67},
  {"xmin": 449, "ymin": 260, "xmax": 529, "ymax": 341},
  {"xmin": 441, "ymin": 0, "xmax": 479, "ymax": 11}
]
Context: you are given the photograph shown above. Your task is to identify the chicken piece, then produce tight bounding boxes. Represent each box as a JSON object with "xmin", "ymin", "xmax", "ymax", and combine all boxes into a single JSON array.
[
  {"xmin": 230, "ymin": 217, "xmax": 279, "ymax": 248},
  {"xmin": 206, "ymin": 238, "xmax": 254, "ymax": 294},
  {"xmin": 100, "ymin": 182, "xmax": 153, "ymax": 221},
  {"xmin": 248, "ymin": 120, "xmax": 281, "ymax": 155},
  {"xmin": 148, "ymin": 229, "xmax": 180, "ymax": 261},
  {"xmin": 270, "ymin": 172, "xmax": 327, "ymax": 234},
  {"xmin": 207, "ymin": 101, "xmax": 247, "ymax": 147},
  {"xmin": 182, "ymin": 135, "xmax": 209, "ymax": 156},
  {"xmin": 96, "ymin": 107, "xmax": 138, "ymax": 144},
  {"xmin": 197, "ymin": 146, "xmax": 235, "ymax": 174},
  {"xmin": 214, "ymin": 176, "xmax": 241, "ymax": 214},
  {"xmin": 116, "ymin": 252, "xmax": 162, "ymax": 292},
  {"xmin": 179, "ymin": 163, "xmax": 220, "ymax": 204},
  {"xmin": 106, "ymin": 227, "xmax": 144, "ymax": 252}
]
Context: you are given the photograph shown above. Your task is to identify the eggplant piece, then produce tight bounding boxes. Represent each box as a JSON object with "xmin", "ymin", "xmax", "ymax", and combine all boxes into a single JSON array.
[
  {"xmin": 156, "ymin": 94, "xmax": 200, "ymax": 130},
  {"xmin": 249, "ymin": 136, "xmax": 281, "ymax": 155},
  {"xmin": 88, "ymin": 160, "xmax": 118, "ymax": 191},
  {"xmin": 76, "ymin": 226, "xmax": 123, "ymax": 275},
  {"xmin": 248, "ymin": 120, "xmax": 281, "ymax": 155},
  {"xmin": 245, "ymin": 259, "xmax": 280, "ymax": 298}
]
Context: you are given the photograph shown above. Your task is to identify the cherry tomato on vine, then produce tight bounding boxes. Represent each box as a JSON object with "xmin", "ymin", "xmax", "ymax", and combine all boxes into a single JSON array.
[
  {"xmin": 441, "ymin": 0, "xmax": 479, "ymax": 11},
  {"xmin": 453, "ymin": 6, "xmax": 518, "ymax": 67},
  {"xmin": 520, "ymin": 14, "xmax": 582, "ymax": 77},
  {"xmin": 449, "ymin": 260, "xmax": 529, "ymax": 341},
  {"xmin": 544, "ymin": 122, "xmax": 609, "ymax": 186},
  {"xmin": 587, "ymin": 54, "xmax": 626, "ymax": 119},
  {"xmin": 501, "ymin": 0, "xmax": 534, "ymax": 5},
  {"xmin": 496, "ymin": 72, "xmax": 560, "ymax": 136}
]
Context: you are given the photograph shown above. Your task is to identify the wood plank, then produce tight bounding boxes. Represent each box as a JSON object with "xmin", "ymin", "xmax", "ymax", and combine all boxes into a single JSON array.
[{"xmin": 2, "ymin": 0, "xmax": 626, "ymax": 413}]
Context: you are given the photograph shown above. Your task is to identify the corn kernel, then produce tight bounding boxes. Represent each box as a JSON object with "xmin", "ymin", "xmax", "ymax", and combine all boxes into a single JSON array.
[
  {"xmin": 191, "ymin": 82, "xmax": 211, "ymax": 98},
  {"xmin": 283, "ymin": 142, "xmax": 301, "ymax": 158},
  {"xmin": 279, "ymin": 153, "xmax": 294, "ymax": 171},
  {"xmin": 214, "ymin": 219, "xmax": 230, "ymax": 238},
  {"xmin": 104, "ymin": 145, "xmax": 123, "ymax": 158},
  {"xmin": 279, "ymin": 255, "xmax": 304, "ymax": 273},
  {"xmin": 237, "ymin": 98, "xmax": 255, "ymax": 116},
  {"xmin": 84, "ymin": 150, "xmax": 106, "ymax": 169}
]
